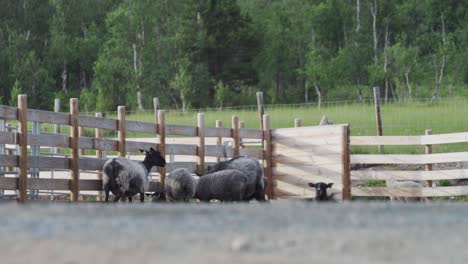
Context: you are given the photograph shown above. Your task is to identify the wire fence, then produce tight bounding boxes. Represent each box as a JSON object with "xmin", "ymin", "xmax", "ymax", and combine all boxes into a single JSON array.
[{"xmin": 86, "ymin": 97, "xmax": 468, "ymax": 135}]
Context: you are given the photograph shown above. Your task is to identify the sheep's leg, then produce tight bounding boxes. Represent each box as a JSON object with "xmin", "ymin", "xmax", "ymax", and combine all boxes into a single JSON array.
[
  {"xmin": 140, "ymin": 193, "xmax": 145, "ymax": 203},
  {"xmin": 104, "ymin": 186, "xmax": 110, "ymax": 202},
  {"xmin": 113, "ymin": 195, "xmax": 121, "ymax": 202},
  {"xmin": 104, "ymin": 190, "xmax": 110, "ymax": 202},
  {"xmin": 128, "ymin": 196, "xmax": 133, "ymax": 203}
]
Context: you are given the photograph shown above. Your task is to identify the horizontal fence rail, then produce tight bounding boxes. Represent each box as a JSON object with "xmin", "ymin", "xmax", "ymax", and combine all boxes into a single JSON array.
[{"xmin": 351, "ymin": 131, "xmax": 468, "ymax": 199}]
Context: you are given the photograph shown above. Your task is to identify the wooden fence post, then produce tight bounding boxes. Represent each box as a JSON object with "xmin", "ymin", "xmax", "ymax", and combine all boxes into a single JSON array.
[
  {"xmin": 157, "ymin": 110, "xmax": 166, "ymax": 196},
  {"xmin": 118, "ymin": 106, "xmax": 126, "ymax": 157},
  {"xmin": 263, "ymin": 114, "xmax": 273, "ymax": 200},
  {"xmin": 294, "ymin": 118, "xmax": 302, "ymax": 128},
  {"xmin": 232, "ymin": 116, "xmax": 240, "ymax": 157},
  {"xmin": 51, "ymin": 98, "xmax": 61, "ymax": 200},
  {"xmin": 95, "ymin": 112, "xmax": 103, "ymax": 201},
  {"xmin": 0, "ymin": 118, "xmax": 4, "ymax": 198},
  {"xmin": 198, "ymin": 113, "xmax": 205, "ymax": 176},
  {"xmin": 425, "ymin": 129, "xmax": 433, "ymax": 187},
  {"xmin": 239, "ymin": 121, "xmax": 245, "ymax": 148},
  {"xmin": 373, "ymin": 87, "xmax": 384, "ymax": 153},
  {"xmin": 69, "ymin": 98, "xmax": 80, "ymax": 202},
  {"xmin": 341, "ymin": 125, "xmax": 351, "ymax": 201},
  {"xmin": 17, "ymin": 95, "xmax": 28, "ymax": 203},
  {"xmin": 31, "ymin": 121, "xmax": 40, "ymax": 199},
  {"xmin": 256, "ymin": 92, "xmax": 264, "ymax": 131},
  {"xmin": 216, "ymin": 120, "xmax": 223, "ymax": 163}
]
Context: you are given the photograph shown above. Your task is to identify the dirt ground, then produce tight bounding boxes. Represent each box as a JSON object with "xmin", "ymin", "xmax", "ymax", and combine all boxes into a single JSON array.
[{"xmin": 1, "ymin": 201, "xmax": 468, "ymax": 264}]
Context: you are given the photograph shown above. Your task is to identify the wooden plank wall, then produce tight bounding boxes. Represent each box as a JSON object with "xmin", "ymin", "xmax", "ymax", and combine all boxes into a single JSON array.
[
  {"xmin": 350, "ymin": 133, "xmax": 468, "ymax": 198},
  {"xmin": 271, "ymin": 124, "xmax": 348, "ymax": 200},
  {"xmin": 0, "ymin": 96, "xmax": 265, "ymax": 202}
]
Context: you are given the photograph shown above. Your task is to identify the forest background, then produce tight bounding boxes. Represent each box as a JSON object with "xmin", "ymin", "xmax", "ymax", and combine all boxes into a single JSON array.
[{"xmin": 0, "ymin": 0, "xmax": 467, "ymax": 112}]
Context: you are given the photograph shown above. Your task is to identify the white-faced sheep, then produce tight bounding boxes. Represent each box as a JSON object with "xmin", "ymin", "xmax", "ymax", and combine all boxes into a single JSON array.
[
  {"xmin": 103, "ymin": 147, "xmax": 166, "ymax": 203},
  {"xmin": 308, "ymin": 182, "xmax": 334, "ymax": 201},
  {"xmin": 163, "ymin": 168, "xmax": 248, "ymax": 202},
  {"xmin": 385, "ymin": 179, "xmax": 428, "ymax": 202},
  {"xmin": 206, "ymin": 156, "xmax": 266, "ymax": 202}
]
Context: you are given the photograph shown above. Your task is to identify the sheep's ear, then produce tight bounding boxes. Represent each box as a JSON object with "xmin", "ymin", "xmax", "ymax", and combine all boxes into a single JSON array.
[
  {"xmin": 327, "ymin": 183, "xmax": 334, "ymax": 188},
  {"xmin": 308, "ymin": 183, "xmax": 316, "ymax": 187},
  {"xmin": 150, "ymin": 147, "xmax": 159, "ymax": 154},
  {"xmin": 139, "ymin": 149, "xmax": 147, "ymax": 154}
]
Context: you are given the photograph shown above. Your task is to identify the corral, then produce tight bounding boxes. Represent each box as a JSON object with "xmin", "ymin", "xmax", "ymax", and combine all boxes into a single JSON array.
[{"xmin": 1, "ymin": 93, "xmax": 468, "ymax": 202}]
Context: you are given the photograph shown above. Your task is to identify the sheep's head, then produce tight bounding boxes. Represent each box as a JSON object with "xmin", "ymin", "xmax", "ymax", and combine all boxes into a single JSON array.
[
  {"xmin": 308, "ymin": 182, "xmax": 333, "ymax": 201},
  {"xmin": 140, "ymin": 147, "xmax": 166, "ymax": 167}
]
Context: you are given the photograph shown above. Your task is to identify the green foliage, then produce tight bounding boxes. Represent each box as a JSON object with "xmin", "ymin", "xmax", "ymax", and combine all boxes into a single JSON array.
[{"xmin": 0, "ymin": 0, "xmax": 467, "ymax": 110}]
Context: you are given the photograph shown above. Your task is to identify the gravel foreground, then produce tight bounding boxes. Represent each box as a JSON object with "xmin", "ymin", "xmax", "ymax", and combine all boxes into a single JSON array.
[{"xmin": 0, "ymin": 201, "xmax": 467, "ymax": 264}]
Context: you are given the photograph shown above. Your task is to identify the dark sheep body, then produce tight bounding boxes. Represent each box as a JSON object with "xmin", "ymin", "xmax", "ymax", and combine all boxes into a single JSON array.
[
  {"xmin": 206, "ymin": 156, "xmax": 266, "ymax": 201},
  {"xmin": 102, "ymin": 148, "xmax": 166, "ymax": 203},
  {"xmin": 195, "ymin": 170, "xmax": 248, "ymax": 202},
  {"xmin": 165, "ymin": 168, "xmax": 196, "ymax": 202}
]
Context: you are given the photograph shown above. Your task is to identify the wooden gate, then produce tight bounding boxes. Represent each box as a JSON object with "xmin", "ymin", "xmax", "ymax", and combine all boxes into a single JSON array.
[{"xmin": 271, "ymin": 124, "xmax": 350, "ymax": 200}]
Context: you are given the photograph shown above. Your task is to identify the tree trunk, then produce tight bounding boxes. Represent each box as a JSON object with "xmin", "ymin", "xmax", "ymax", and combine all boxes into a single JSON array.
[
  {"xmin": 313, "ymin": 81, "xmax": 321, "ymax": 109},
  {"xmin": 133, "ymin": 43, "xmax": 144, "ymax": 111},
  {"xmin": 371, "ymin": 0, "xmax": 378, "ymax": 66},
  {"xmin": 355, "ymin": 0, "xmax": 360, "ymax": 32},
  {"xmin": 61, "ymin": 62, "xmax": 67, "ymax": 92},
  {"xmin": 357, "ymin": 78, "xmax": 363, "ymax": 102},
  {"xmin": 383, "ymin": 22, "xmax": 389, "ymax": 103},
  {"xmin": 180, "ymin": 90, "xmax": 187, "ymax": 112},
  {"xmin": 405, "ymin": 70, "xmax": 411, "ymax": 99},
  {"xmin": 304, "ymin": 79, "xmax": 309, "ymax": 104},
  {"xmin": 432, "ymin": 13, "xmax": 446, "ymax": 99}
]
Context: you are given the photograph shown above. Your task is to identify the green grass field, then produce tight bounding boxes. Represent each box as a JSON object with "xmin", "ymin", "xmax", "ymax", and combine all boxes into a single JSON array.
[{"xmin": 16, "ymin": 97, "xmax": 468, "ymax": 154}]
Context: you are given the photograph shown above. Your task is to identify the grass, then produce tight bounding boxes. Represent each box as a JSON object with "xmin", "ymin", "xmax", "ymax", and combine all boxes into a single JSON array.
[{"xmin": 4, "ymin": 97, "xmax": 468, "ymax": 154}]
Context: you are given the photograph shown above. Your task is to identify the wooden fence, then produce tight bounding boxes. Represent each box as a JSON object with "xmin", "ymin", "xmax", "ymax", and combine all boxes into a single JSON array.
[
  {"xmin": 350, "ymin": 132, "xmax": 468, "ymax": 198},
  {"xmin": 271, "ymin": 124, "xmax": 351, "ymax": 200},
  {"xmin": 0, "ymin": 95, "xmax": 269, "ymax": 203}
]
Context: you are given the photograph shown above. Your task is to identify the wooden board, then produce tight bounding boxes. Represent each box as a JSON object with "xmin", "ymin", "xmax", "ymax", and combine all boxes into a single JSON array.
[
  {"xmin": 0, "ymin": 131, "xmax": 16, "ymax": 145},
  {"xmin": 0, "ymin": 155, "xmax": 17, "ymax": 167},
  {"xmin": 272, "ymin": 143, "xmax": 342, "ymax": 156},
  {"xmin": 29, "ymin": 133, "xmax": 69, "ymax": 148},
  {"xmin": 0, "ymin": 177, "xmax": 160, "ymax": 192},
  {"xmin": 274, "ymin": 180, "xmax": 316, "ymax": 197},
  {"xmin": 272, "ymin": 153, "xmax": 343, "ymax": 167},
  {"xmin": 79, "ymin": 137, "xmax": 118, "ymax": 151},
  {"xmin": 0, "ymin": 105, "xmax": 18, "ymax": 120},
  {"xmin": 351, "ymin": 136, "xmax": 420, "ymax": 146},
  {"xmin": 239, "ymin": 148, "xmax": 263, "ymax": 159},
  {"xmin": 351, "ymin": 152, "xmax": 468, "ymax": 165},
  {"xmin": 79, "ymin": 157, "xmax": 107, "ymax": 170},
  {"xmin": 79, "ymin": 116, "xmax": 117, "ymax": 130},
  {"xmin": 351, "ymin": 169, "xmax": 468, "ymax": 181},
  {"xmin": 272, "ymin": 135, "xmax": 343, "ymax": 147},
  {"xmin": 125, "ymin": 141, "xmax": 160, "ymax": 153},
  {"xmin": 204, "ymin": 127, "xmax": 232, "ymax": 138},
  {"xmin": 272, "ymin": 125, "xmax": 346, "ymax": 139},
  {"xmin": 275, "ymin": 173, "xmax": 343, "ymax": 190},
  {"xmin": 273, "ymin": 164, "xmax": 343, "ymax": 179},
  {"xmin": 27, "ymin": 109, "xmax": 69, "ymax": 125},
  {"xmin": 166, "ymin": 162, "xmax": 198, "ymax": 173},
  {"xmin": 165, "ymin": 124, "xmax": 197, "ymax": 136},
  {"xmin": 126, "ymin": 120, "xmax": 157, "ymax": 134},
  {"xmin": 205, "ymin": 145, "xmax": 234, "ymax": 158},
  {"xmin": 239, "ymin": 128, "xmax": 263, "ymax": 139},
  {"xmin": 162, "ymin": 144, "xmax": 198, "ymax": 156},
  {"xmin": 351, "ymin": 132, "xmax": 468, "ymax": 146},
  {"xmin": 352, "ymin": 186, "xmax": 468, "ymax": 197},
  {"xmin": 0, "ymin": 177, "xmax": 17, "ymax": 190}
]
